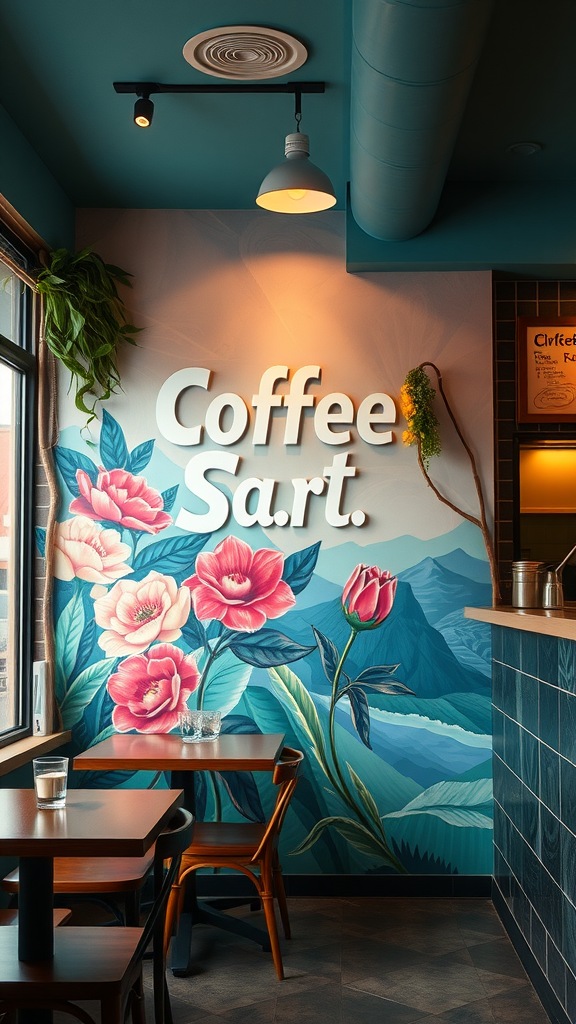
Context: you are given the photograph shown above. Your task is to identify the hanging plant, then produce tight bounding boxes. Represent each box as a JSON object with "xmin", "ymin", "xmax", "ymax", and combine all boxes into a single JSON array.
[{"xmin": 36, "ymin": 247, "xmax": 142, "ymax": 428}]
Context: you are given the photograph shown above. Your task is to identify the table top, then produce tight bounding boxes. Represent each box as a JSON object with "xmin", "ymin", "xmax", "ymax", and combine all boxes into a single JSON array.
[
  {"xmin": 0, "ymin": 788, "xmax": 183, "ymax": 857},
  {"xmin": 73, "ymin": 732, "xmax": 286, "ymax": 772}
]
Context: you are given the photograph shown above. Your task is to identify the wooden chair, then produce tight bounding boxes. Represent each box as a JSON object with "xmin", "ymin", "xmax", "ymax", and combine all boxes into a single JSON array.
[
  {"xmin": 3, "ymin": 853, "xmax": 154, "ymax": 925},
  {"xmin": 0, "ymin": 807, "xmax": 194, "ymax": 1024},
  {"xmin": 165, "ymin": 746, "xmax": 304, "ymax": 980}
]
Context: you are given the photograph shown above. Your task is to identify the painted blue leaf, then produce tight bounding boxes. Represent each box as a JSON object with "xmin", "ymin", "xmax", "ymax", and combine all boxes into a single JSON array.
[
  {"xmin": 76, "ymin": 769, "xmax": 136, "ymax": 789},
  {"xmin": 161, "ymin": 485, "xmax": 179, "ymax": 513},
  {"xmin": 60, "ymin": 658, "xmax": 116, "ymax": 730},
  {"xmin": 125, "ymin": 438, "xmax": 155, "ymax": 474},
  {"xmin": 229, "ymin": 629, "xmax": 315, "ymax": 668},
  {"xmin": 55, "ymin": 590, "xmax": 85, "ymax": 702},
  {"xmin": 191, "ymin": 645, "xmax": 252, "ymax": 716},
  {"xmin": 71, "ymin": 685, "xmax": 116, "ymax": 753},
  {"xmin": 35, "ymin": 527, "xmax": 46, "ymax": 557},
  {"xmin": 353, "ymin": 665, "xmax": 414, "ymax": 696},
  {"xmin": 312, "ymin": 626, "xmax": 339, "ymax": 684},
  {"xmin": 181, "ymin": 614, "xmax": 207, "ymax": 651},
  {"xmin": 216, "ymin": 771, "xmax": 265, "ymax": 822},
  {"xmin": 282, "ymin": 541, "xmax": 321, "ymax": 595},
  {"xmin": 54, "ymin": 445, "xmax": 98, "ymax": 496},
  {"xmin": 132, "ymin": 532, "xmax": 211, "ymax": 582},
  {"xmin": 99, "ymin": 409, "xmax": 129, "ymax": 471},
  {"xmin": 348, "ymin": 685, "xmax": 372, "ymax": 750},
  {"xmin": 220, "ymin": 714, "xmax": 262, "ymax": 735},
  {"xmin": 72, "ymin": 597, "xmax": 97, "ymax": 682}
]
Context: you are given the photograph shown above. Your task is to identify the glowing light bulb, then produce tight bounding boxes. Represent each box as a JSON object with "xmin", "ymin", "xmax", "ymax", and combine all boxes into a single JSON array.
[
  {"xmin": 287, "ymin": 189, "xmax": 307, "ymax": 201},
  {"xmin": 135, "ymin": 115, "xmax": 150, "ymax": 128}
]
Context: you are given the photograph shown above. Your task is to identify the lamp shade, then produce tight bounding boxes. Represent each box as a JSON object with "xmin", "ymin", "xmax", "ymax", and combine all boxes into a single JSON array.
[{"xmin": 256, "ymin": 133, "xmax": 336, "ymax": 213}]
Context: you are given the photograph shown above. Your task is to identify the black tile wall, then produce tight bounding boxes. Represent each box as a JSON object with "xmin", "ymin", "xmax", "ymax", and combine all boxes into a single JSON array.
[
  {"xmin": 493, "ymin": 279, "xmax": 576, "ymax": 601},
  {"xmin": 493, "ymin": 625, "xmax": 576, "ymax": 1022}
]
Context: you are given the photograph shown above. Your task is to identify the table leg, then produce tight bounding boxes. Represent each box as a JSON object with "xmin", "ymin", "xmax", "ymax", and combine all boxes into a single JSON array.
[{"xmin": 18, "ymin": 856, "xmax": 54, "ymax": 1024}]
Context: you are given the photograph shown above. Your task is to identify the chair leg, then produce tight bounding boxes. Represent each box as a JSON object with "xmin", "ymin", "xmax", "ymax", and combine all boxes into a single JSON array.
[
  {"xmin": 100, "ymin": 993, "xmax": 124, "ymax": 1024},
  {"xmin": 130, "ymin": 971, "xmax": 146, "ymax": 1024},
  {"xmin": 273, "ymin": 859, "xmax": 291, "ymax": 940},
  {"xmin": 261, "ymin": 892, "xmax": 284, "ymax": 981}
]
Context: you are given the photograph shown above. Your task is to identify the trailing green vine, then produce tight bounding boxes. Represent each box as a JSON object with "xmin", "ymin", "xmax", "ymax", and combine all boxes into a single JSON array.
[{"xmin": 37, "ymin": 247, "xmax": 141, "ymax": 428}]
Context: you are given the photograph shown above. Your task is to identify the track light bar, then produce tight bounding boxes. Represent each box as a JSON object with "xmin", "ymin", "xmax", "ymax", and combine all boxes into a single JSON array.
[{"xmin": 114, "ymin": 81, "xmax": 325, "ymax": 96}]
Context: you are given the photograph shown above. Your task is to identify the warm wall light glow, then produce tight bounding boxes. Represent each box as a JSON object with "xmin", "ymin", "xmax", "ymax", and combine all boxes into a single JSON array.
[
  {"xmin": 520, "ymin": 447, "xmax": 576, "ymax": 512},
  {"xmin": 134, "ymin": 96, "xmax": 154, "ymax": 128},
  {"xmin": 135, "ymin": 115, "xmax": 151, "ymax": 127},
  {"xmin": 256, "ymin": 188, "xmax": 337, "ymax": 213}
]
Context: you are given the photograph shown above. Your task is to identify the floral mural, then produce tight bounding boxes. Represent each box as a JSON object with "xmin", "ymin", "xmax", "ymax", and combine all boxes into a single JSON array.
[{"xmin": 40, "ymin": 409, "xmax": 494, "ymax": 876}]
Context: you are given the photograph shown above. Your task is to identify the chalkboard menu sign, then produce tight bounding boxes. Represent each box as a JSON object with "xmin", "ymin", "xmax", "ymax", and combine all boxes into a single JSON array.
[{"xmin": 518, "ymin": 317, "xmax": 576, "ymax": 423}]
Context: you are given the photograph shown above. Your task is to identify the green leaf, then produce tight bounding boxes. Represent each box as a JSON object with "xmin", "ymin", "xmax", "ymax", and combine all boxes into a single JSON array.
[
  {"xmin": 291, "ymin": 815, "xmax": 394, "ymax": 863},
  {"xmin": 346, "ymin": 762, "xmax": 381, "ymax": 828},
  {"xmin": 55, "ymin": 590, "xmax": 85, "ymax": 700},
  {"xmin": 88, "ymin": 723, "xmax": 117, "ymax": 747},
  {"xmin": 192, "ymin": 644, "xmax": 253, "ymax": 717},
  {"xmin": 268, "ymin": 665, "xmax": 327, "ymax": 770},
  {"xmin": 60, "ymin": 658, "xmax": 116, "ymax": 730},
  {"xmin": 383, "ymin": 779, "xmax": 493, "ymax": 829}
]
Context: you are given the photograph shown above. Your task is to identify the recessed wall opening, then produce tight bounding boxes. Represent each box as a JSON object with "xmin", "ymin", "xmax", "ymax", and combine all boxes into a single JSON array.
[{"xmin": 517, "ymin": 437, "xmax": 576, "ymax": 598}]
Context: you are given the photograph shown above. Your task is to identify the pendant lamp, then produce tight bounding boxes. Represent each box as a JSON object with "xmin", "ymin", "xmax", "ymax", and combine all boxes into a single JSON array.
[{"xmin": 256, "ymin": 92, "xmax": 336, "ymax": 213}]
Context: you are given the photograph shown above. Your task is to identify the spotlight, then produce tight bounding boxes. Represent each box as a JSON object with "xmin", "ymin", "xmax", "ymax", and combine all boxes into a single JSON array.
[{"xmin": 134, "ymin": 95, "xmax": 154, "ymax": 128}]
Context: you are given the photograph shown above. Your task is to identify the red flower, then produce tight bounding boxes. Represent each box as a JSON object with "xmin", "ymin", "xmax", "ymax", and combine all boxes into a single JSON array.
[
  {"xmin": 342, "ymin": 564, "xmax": 397, "ymax": 631},
  {"xmin": 70, "ymin": 468, "xmax": 172, "ymax": 534},
  {"xmin": 183, "ymin": 535, "xmax": 296, "ymax": 633},
  {"xmin": 107, "ymin": 643, "xmax": 199, "ymax": 733}
]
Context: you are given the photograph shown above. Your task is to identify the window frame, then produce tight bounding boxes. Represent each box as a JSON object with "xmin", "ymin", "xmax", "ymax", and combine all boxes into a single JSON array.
[{"xmin": 0, "ymin": 274, "xmax": 36, "ymax": 748}]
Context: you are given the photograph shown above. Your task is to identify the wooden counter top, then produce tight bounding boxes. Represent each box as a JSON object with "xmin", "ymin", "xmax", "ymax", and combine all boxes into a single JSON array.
[{"xmin": 465, "ymin": 605, "xmax": 576, "ymax": 640}]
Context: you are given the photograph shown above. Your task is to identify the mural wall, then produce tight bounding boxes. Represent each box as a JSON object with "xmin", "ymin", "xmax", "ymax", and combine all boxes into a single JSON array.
[{"xmin": 47, "ymin": 209, "xmax": 494, "ymax": 875}]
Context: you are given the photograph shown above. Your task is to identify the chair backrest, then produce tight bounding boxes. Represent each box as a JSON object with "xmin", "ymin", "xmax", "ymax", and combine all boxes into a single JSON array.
[
  {"xmin": 251, "ymin": 747, "xmax": 304, "ymax": 864},
  {"xmin": 132, "ymin": 807, "xmax": 194, "ymax": 966}
]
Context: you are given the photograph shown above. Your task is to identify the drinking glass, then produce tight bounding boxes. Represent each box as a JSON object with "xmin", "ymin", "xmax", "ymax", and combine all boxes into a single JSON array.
[
  {"xmin": 33, "ymin": 756, "xmax": 69, "ymax": 809},
  {"xmin": 193, "ymin": 710, "xmax": 221, "ymax": 742},
  {"xmin": 179, "ymin": 710, "xmax": 221, "ymax": 742},
  {"xmin": 179, "ymin": 711, "xmax": 201, "ymax": 743}
]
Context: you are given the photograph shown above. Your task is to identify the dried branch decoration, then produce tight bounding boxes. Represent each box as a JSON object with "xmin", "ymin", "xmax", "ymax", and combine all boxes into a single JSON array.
[{"xmin": 401, "ymin": 362, "xmax": 500, "ymax": 604}]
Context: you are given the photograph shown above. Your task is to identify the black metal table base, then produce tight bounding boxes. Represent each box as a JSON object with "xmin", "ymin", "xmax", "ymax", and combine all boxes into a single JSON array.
[{"xmin": 18, "ymin": 856, "xmax": 54, "ymax": 1024}]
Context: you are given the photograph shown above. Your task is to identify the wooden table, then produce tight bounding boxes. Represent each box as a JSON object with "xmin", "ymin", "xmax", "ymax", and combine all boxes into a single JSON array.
[
  {"xmin": 74, "ymin": 732, "xmax": 286, "ymax": 975},
  {"xmin": 0, "ymin": 787, "xmax": 183, "ymax": 1024}
]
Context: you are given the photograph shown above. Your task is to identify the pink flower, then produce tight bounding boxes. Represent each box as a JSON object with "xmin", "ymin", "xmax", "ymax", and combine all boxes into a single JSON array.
[
  {"xmin": 183, "ymin": 535, "xmax": 296, "ymax": 633},
  {"xmin": 107, "ymin": 643, "xmax": 199, "ymax": 733},
  {"xmin": 53, "ymin": 515, "xmax": 132, "ymax": 584},
  {"xmin": 94, "ymin": 571, "xmax": 191, "ymax": 657},
  {"xmin": 70, "ymin": 468, "xmax": 172, "ymax": 534},
  {"xmin": 342, "ymin": 564, "xmax": 397, "ymax": 631}
]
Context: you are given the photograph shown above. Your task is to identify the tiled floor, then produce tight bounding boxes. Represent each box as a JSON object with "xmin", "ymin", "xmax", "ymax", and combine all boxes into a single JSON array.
[
  {"xmin": 146, "ymin": 898, "xmax": 550, "ymax": 1024},
  {"xmin": 51, "ymin": 898, "xmax": 550, "ymax": 1023}
]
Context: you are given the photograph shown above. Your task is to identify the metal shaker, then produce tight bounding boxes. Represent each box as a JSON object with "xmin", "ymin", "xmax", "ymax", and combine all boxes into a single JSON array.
[
  {"xmin": 511, "ymin": 561, "xmax": 545, "ymax": 608},
  {"xmin": 542, "ymin": 570, "xmax": 564, "ymax": 609}
]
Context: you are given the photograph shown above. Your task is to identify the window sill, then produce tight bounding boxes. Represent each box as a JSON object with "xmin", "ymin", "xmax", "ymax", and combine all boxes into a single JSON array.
[{"xmin": 0, "ymin": 732, "xmax": 72, "ymax": 777}]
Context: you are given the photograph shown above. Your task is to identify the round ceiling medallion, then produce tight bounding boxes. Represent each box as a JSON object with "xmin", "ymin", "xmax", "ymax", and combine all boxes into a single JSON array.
[{"xmin": 182, "ymin": 26, "xmax": 308, "ymax": 80}]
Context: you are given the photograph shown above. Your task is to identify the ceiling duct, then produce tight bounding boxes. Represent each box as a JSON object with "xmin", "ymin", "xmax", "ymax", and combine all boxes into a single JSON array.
[{"xmin": 350, "ymin": 0, "xmax": 494, "ymax": 241}]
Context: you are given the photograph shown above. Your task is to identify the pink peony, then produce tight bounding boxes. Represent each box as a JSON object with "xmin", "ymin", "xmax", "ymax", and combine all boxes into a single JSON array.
[
  {"xmin": 94, "ymin": 570, "xmax": 191, "ymax": 657},
  {"xmin": 107, "ymin": 643, "xmax": 199, "ymax": 733},
  {"xmin": 183, "ymin": 535, "xmax": 295, "ymax": 633},
  {"xmin": 70, "ymin": 468, "xmax": 172, "ymax": 534},
  {"xmin": 342, "ymin": 564, "xmax": 397, "ymax": 631},
  {"xmin": 53, "ymin": 515, "xmax": 132, "ymax": 584}
]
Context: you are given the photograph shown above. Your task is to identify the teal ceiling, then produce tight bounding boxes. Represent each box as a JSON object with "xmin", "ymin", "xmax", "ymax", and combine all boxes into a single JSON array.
[
  {"xmin": 0, "ymin": 0, "xmax": 348, "ymax": 209},
  {"xmin": 0, "ymin": 0, "xmax": 574, "ymax": 213}
]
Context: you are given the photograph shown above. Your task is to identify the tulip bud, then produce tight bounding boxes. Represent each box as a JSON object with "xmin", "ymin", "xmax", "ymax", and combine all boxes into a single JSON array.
[{"xmin": 342, "ymin": 564, "xmax": 397, "ymax": 631}]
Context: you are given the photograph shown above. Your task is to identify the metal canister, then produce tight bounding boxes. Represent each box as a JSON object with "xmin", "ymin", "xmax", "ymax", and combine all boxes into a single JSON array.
[{"xmin": 511, "ymin": 561, "xmax": 545, "ymax": 608}]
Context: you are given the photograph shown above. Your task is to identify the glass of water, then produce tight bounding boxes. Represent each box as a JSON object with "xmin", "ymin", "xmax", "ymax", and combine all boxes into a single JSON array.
[
  {"xmin": 179, "ymin": 710, "xmax": 221, "ymax": 742},
  {"xmin": 33, "ymin": 756, "xmax": 69, "ymax": 809}
]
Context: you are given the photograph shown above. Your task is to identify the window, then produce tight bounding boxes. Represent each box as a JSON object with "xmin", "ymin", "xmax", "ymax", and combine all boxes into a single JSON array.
[{"xmin": 0, "ymin": 248, "xmax": 35, "ymax": 745}]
